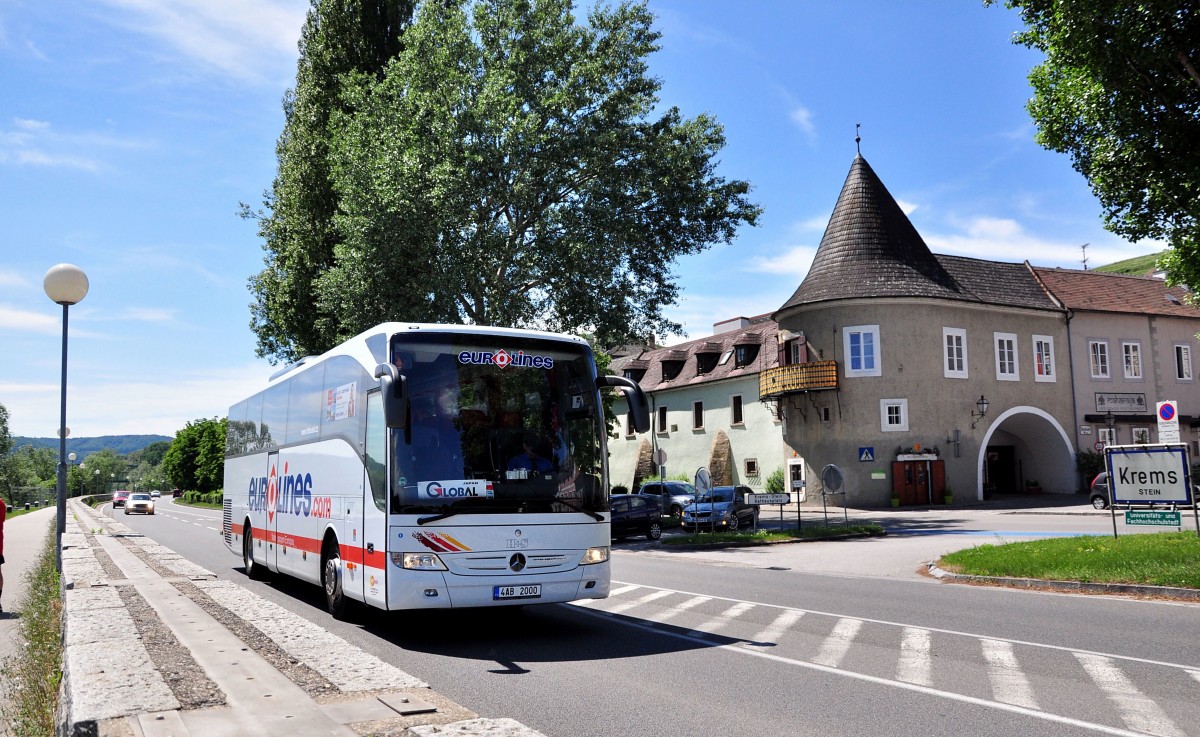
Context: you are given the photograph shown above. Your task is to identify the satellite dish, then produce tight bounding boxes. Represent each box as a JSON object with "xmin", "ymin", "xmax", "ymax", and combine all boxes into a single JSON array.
[
  {"xmin": 694, "ymin": 467, "xmax": 712, "ymax": 494},
  {"xmin": 820, "ymin": 464, "xmax": 844, "ymax": 492}
]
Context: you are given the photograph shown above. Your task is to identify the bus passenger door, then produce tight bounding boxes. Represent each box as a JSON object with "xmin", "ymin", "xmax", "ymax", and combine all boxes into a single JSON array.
[{"xmin": 362, "ymin": 390, "xmax": 389, "ymax": 609}]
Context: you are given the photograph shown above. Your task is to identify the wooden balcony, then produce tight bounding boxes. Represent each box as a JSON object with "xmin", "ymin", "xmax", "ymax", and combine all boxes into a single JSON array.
[{"xmin": 759, "ymin": 360, "xmax": 839, "ymax": 399}]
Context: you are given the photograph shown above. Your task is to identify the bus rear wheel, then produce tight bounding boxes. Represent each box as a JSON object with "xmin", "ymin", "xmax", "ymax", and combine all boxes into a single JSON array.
[{"xmin": 322, "ymin": 541, "xmax": 348, "ymax": 620}]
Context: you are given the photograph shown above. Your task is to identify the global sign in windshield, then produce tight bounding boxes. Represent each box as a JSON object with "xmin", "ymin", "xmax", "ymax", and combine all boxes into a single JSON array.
[{"xmin": 1104, "ymin": 444, "xmax": 1193, "ymax": 506}]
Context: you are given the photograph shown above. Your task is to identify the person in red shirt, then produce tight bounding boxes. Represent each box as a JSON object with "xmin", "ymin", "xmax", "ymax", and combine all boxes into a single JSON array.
[{"xmin": 0, "ymin": 496, "xmax": 6, "ymax": 613}]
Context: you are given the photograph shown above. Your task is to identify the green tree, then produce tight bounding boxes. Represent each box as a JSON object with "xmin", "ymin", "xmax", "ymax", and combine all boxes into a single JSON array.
[
  {"xmin": 994, "ymin": 1, "xmax": 1200, "ymax": 284},
  {"xmin": 78, "ymin": 449, "xmax": 126, "ymax": 495},
  {"xmin": 325, "ymin": 0, "xmax": 759, "ymax": 350},
  {"xmin": 0, "ymin": 402, "xmax": 14, "ymax": 499},
  {"xmin": 162, "ymin": 418, "xmax": 228, "ymax": 494},
  {"xmin": 246, "ymin": 0, "xmax": 415, "ymax": 363}
]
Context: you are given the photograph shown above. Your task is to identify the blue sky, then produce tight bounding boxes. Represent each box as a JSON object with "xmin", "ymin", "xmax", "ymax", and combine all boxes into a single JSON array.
[{"xmin": 0, "ymin": 1, "xmax": 1161, "ymax": 439}]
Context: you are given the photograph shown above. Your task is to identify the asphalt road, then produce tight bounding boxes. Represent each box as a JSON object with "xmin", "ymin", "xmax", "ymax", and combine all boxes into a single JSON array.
[{"xmin": 112, "ymin": 499, "xmax": 1200, "ymax": 737}]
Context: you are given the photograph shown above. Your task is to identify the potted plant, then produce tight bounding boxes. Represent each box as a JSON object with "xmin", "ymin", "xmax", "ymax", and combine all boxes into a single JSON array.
[
  {"xmin": 1024, "ymin": 479, "xmax": 1042, "ymax": 494},
  {"xmin": 890, "ymin": 493, "xmax": 900, "ymax": 508},
  {"xmin": 943, "ymin": 487, "xmax": 953, "ymax": 505}
]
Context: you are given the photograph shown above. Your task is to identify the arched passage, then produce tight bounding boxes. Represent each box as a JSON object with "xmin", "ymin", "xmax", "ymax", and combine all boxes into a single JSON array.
[{"xmin": 974, "ymin": 406, "xmax": 1074, "ymax": 501}]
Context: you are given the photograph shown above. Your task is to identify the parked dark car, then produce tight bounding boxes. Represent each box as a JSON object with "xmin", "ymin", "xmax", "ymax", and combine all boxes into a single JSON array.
[
  {"xmin": 171, "ymin": 488, "xmax": 183, "ymax": 498},
  {"xmin": 112, "ymin": 490, "xmax": 131, "ymax": 508},
  {"xmin": 1089, "ymin": 472, "xmax": 1110, "ymax": 510},
  {"xmin": 681, "ymin": 485, "xmax": 758, "ymax": 532},
  {"xmin": 610, "ymin": 494, "xmax": 663, "ymax": 541},
  {"xmin": 635, "ymin": 480, "xmax": 697, "ymax": 519}
]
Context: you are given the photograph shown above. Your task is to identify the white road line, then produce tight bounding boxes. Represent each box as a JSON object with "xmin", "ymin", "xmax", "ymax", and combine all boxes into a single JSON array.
[
  {"xmin": 609, "ymin": 581, "xmax": 1200, "ymax": 673},
  {"xmin": 609, "ymin": 584, "xmax": 641, "ymax": 597},
  {"xmin": 608, "ymin": 588, "xmax": 674, "ymax": 615},
  {"xmin": 573, "ymin": 605, "xmax": 1166, "ymax": 737},
  {"xmin": 981, "ymin": 639, "xmax": 1040, "ymax": 710},
  {"xmin": 896, "ymin": 627, "xmax": 932, "ymax": 686},
  {"xmin": 1075, "ymin": 653, "xmax": 1185, "ymax": 737},
  {"xmin": 812, "ymin": 618, "xmax": 862, "ymax": 668},
  {"xmin": 687, "ymin": 601, "xmax": 756, "ymax": 639},
  {"xmin": 746, "ymin": 609, "xmax": 805, "ymax": 650},
  {"xmin": 649, "ymin": 595, "xmax": 711, "ymax": 624},
  {"xmin": 1190, "ymin": 670, "xmax": 1200, "ymax": 686}
]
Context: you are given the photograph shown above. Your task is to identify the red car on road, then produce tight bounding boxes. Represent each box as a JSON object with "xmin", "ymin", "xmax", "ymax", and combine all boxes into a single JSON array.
[{"xmin": 112, "ymin": 490, "xmax": 131, "ymax": 508}]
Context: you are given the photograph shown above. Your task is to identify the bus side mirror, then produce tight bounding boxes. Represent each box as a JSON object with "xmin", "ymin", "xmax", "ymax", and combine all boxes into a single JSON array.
[
  {"xmin": 596, "ymin": 375, "xmax": 650, "ymax": 434},
  {"xmin": 374, "ymin": 363, "xmax": 408, "ymax": 430}
]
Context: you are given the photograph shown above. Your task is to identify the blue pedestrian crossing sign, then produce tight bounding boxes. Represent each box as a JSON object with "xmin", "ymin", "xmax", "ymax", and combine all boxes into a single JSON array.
[{"xmin": 858, "ymin": 447, "xmax": 874, "ymax": 462}]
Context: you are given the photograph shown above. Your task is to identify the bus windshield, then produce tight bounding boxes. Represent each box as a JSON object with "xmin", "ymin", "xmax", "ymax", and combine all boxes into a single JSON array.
[{"xmin": 388, "ymin": 333, "xmax": 607, "ymax": 516}]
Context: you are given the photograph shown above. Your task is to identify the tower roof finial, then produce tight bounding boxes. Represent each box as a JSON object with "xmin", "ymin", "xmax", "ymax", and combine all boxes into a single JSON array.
[{"xmin": 855, "ymin": 122, "xmax": 861, "ymax": 155}]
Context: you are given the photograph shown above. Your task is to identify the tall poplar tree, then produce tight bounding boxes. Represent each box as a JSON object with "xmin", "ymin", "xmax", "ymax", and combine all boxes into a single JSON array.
[{"xmin": 246, "ymin": 0, "xmax": 414, "ymax": 363}]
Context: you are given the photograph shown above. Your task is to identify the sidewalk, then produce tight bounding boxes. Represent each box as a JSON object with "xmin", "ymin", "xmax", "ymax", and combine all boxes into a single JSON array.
[
  {"xmin": 52, "ymin": 499, "xmax": 548, "ymax": 737},
  {"xmin": 0, "ymin": 505, "xmax": 57, "ymax": 732}
]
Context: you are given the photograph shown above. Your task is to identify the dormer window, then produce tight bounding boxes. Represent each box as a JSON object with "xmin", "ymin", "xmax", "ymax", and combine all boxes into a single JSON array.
[
  {"xmin": 733, "ymin": 345, "xmax": 759, "ymax": 368},
  {"xmin": 696, "ymin": 353, "xmax": 720, "ymax": 375},
  {"xmin": 623, "ymin": 368, "xmax": 646, "ymax": 383},
  {"xmin": 661, "ymin": 360, "xmax": 684, "ymax": 381}
]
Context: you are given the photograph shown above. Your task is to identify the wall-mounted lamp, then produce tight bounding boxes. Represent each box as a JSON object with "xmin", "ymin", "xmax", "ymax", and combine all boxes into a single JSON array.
[
  {"xmin": 970, "ymin": 395, "xmax": 990, "ymax": 429},
  {"xmin": 1104, "ymin": 410, "xmax": 1115, "ymax": 429}
]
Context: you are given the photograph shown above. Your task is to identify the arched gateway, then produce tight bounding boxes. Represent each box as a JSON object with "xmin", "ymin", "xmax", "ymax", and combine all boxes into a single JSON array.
[{"xmin": 975, "ymin": 406, "xmax": 1075, "ymax": 501}]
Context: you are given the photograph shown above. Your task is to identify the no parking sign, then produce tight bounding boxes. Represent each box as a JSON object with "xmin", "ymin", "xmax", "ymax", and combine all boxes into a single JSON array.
[{"xmin": 1157, "ymin": 400, "xmax": 1180, "ymax": 443}]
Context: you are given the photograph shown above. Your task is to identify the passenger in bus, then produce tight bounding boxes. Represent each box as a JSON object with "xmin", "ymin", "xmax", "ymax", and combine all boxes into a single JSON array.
[{"xmin": 508, "ymin": 433, "xmax": 552, "ymax": 474}]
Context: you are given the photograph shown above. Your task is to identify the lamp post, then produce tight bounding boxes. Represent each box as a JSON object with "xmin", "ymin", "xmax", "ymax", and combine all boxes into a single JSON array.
[
  {"xmin": 45, "ymin": 263, "xmax": 89, "ymax": 572},
  {"xmin": 68, "ymin": 452, "xmax": 77, "ymax": 497}
]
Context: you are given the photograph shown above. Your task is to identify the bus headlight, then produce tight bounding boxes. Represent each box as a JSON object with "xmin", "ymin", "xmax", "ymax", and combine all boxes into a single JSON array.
[
  {"xmin": 581, "ymin": 546, "xmax": 609, "ymax": 565},
  {"xmin": 394, "ymin": 552, "xmax": 447, "ymax": 571}
]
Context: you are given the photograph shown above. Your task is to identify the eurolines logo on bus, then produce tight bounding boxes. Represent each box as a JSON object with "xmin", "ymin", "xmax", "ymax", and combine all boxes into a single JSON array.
[
  {"xmin": 249, "ymin": 461, "xmax": 333, "ymax": 523},
  {"xmin": 458, "ymin": 349, "xmax": 553, "ymax": 370}
]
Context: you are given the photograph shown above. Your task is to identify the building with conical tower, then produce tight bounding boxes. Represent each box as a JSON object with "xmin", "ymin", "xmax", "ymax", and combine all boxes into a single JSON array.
[{"xmin": 765, "ymin": 154, "xmax": 1078, "ymax": 505}]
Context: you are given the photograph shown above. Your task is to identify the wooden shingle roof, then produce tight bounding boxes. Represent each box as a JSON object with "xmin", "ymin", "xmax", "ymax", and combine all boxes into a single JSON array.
[{"xmin": 775, "ymin": 155, "xmax": 1059, "ymax": 315}]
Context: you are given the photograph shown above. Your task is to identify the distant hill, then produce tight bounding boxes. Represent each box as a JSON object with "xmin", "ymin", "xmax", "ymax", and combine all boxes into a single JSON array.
[
  {"xmin": 10, "ymin": 434, "xmax": 173, "ymax": 458},
  {"xmin": 1094, "ymin": 251, "xmax": 1166, "ymax": 277}
]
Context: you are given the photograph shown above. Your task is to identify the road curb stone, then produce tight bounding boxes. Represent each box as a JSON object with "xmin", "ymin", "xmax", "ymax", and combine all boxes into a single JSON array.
[{"xmin": 926, "ymin": 562, "xmax": 1200, "ymax": 600}]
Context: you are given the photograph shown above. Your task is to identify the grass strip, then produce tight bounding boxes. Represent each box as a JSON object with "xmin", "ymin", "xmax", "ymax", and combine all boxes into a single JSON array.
[
  {"xmin": 0, "ymin": 519, "xmax": 62, "ymax": 737},
  {"xmin": 938, "ymin": 531, "xmax": 1200, "ymax": 589},
  {"xmin": 663, "ymin": 523, "xmax": 884, "ymax": 546}
]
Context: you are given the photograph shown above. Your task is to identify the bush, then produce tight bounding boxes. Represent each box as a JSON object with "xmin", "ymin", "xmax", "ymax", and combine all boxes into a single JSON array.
[
  {"xmin": 765, "ymin": 467, "xmax": 785, "ymax": 493},
  {"xmin": 611, "ymin": 485, "xmax": 628, "ymax": 495}
]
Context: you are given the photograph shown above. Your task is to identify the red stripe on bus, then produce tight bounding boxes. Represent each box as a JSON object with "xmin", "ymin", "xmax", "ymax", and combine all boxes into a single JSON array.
[{"xmin": 240, "ymin": 525, "xmax": 382, "ymax": 568}]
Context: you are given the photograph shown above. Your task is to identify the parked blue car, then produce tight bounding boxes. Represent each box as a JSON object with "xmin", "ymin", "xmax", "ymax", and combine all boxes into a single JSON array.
[{"xmin": 681, "ymin": 485, "xmax": 757, "ymax": 532}]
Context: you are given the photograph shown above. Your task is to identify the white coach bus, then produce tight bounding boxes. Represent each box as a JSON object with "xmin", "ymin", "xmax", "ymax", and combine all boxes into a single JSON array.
[{"xmin": 222, "ymin": 322, "xmax": 649, "ymax": 617}]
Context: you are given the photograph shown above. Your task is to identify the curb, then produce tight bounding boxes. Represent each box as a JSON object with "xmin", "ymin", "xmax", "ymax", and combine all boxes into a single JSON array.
[
  {"xmin": 925, "ymin": 562, "xmax": 1200, "ymax": 601},
  {"xmin": 658, "ymin": 529, "xmax": 887, "ymax": 552}
]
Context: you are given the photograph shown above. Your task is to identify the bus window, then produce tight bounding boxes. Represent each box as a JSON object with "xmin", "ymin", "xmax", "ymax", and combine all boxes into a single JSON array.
[{"xmin": 365, "ymin": 391, "xmax": 387, "ymax": 513}]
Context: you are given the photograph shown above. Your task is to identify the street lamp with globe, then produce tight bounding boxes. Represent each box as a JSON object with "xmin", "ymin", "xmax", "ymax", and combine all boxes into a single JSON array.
[{"xmin": 45, "ymin": 263, "xmax": 89, "ymax": 572}]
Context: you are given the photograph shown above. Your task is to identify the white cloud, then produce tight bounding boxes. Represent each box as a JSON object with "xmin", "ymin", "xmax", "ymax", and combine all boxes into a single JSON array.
[
  {"xmin": 747, "ymin": 244, "xmax": 818, "ymax": 279},
  {"xmin": 2, "ymin": 362, "xmax": 278, "ymax": 437},
  {"xmin": 100, "ymin": 0, "xmax": 305, "ymax": 84},
  {"xmin": 0, "ymin": 270, "xmax": 30, "ymax": 289},
  {"xmin": 924, "ymin": 216, "xmax": 1152, "ymax": 267},
  {"xmin": 661, "ymin": 292, "xmax": 783, "ymax": 346},
  {"xmin": 0, "ymin": 305, "xmax": 63, "ymax": 334},
  {"xmin": 790, "ymin": 106, "xmax": 816, "ymax": 139},
  {"xmin": 895, "ymin": 199, "xmax": 919, "ymax": 216},
  {"xmin": 0, "ymin": 117, "xmax": 150, "ymax": 171},
  {"xmin": 115, "ymin": 307, "xmax": 178, "ymax": 323}
]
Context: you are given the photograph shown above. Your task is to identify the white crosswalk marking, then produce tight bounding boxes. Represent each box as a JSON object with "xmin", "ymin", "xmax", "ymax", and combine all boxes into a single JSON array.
[
  {"xmin": 688, "ymin": 602, "xmax": 755, "ymax": 639},
  {"xmin": 746, "ymin": 609, "xmax": 805, "ymax": 650},
  {"xmin": 649, "ymin": 595, "xmax": 712, "ymax": 624},
  {"xmin": 1075, "ymin": 653, "xmax": 1185, "ymax": 737},
  {"xmin": 981, "ymin": 639, "xmax": 1040, "ymax": 710},
  {"xmin": 1190, "ymin": 670, "xmax": 1200, "ymax": 686},
  {"xmin": 608, "ymin": 588, "xmax": 674, "ymax": 615},
  {"xmin": 812, "ymin": 618, "xmax": 862, "ymax": 668},
  {"xmin": 609, "ymin": 584, "xmax": 641, "ymax": 597},
  {"xmin": 896, "ymin": 628, "xmax": 932, "ymax": 686}
]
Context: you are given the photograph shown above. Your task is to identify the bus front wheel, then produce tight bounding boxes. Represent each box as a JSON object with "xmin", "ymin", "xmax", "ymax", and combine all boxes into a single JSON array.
[{"xmin": 322, "ymin": 540, "xmax": 348, "ymax": 619}]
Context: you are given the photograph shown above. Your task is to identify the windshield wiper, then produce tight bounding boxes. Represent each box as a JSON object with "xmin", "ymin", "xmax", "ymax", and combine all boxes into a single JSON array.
[{"xmin": 417, "ymin": 511, "xmax": 460, "ymax": 525}]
